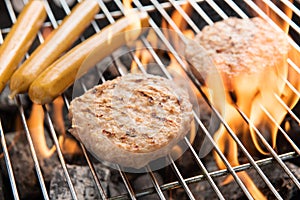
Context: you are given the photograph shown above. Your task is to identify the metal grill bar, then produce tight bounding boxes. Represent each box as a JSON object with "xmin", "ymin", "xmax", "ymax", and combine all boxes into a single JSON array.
[
  {"xmin": 111, "ymin": 152, "xmax": 298, "ymax": 199},
  {"xmin": 188, "ymin": 0, "xmax": 214, "ymax": 25},
  {"xmin": 168, "ymin": 154, "xmax": 196, "ymax": 200},
  {"xmin": 16, "ymin": 95, "xmax": 50, "ymax": 199},
  {"xmin": 169, "ymin": 0, "xmax": 201, "ymax": 32},
  {"xmin": 54, "ymin": 1, "xmax": 108, "ymax": 198},
  {"xmin": 0, "ymin": 0, "xmax": 299, "ymax": 199},
  {"xmin": 275, "ymin": 93, "xmax": 300, "ymax": 125},
  {"xmin": 146, "ymin": 166, "xmax": 167, "ymax": 200},
  {"xmin": 130, "ymin": 0, "xmax": 289, "ymax": 199},
  {"xmin": 129, "ymin": 0, "xmax": 256, "ymax": 197},
  {"xmin": 44, "ymin": 107, "xmax": 78, "ymax": 199},
  {"xmin": 206, "ymin": 0, "xmax": 228, "ymax": 19},
  {"xmin": 262, "ymin": 0, "xmax": 300, "ymax": 34},
  {"xmin": 237, "ymin": 106, "xmax": 300, "ymax": 189},
  {"xmin": 117, "ymin": 165, "xmax": 137, "ymax": 200},
  {"xmin": 245, "ymin": 0, "xmax": 300, "ymax": 52},
  {"xmin": 0, "ymin": 120, "xmax": 19, "ymax": 200},
  {"xmin": 282, "ymin": 0, "xmax": 300, "ymax": 17},
  {"xmin": 260, "ymin": 103, "xmax": 300, "ymax": 155}
]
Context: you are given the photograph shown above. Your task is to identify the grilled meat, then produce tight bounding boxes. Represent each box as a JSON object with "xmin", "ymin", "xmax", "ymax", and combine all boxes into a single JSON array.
[{"xmin": 69, "ymin": 73, "xmax": 193, "ymax": 168}]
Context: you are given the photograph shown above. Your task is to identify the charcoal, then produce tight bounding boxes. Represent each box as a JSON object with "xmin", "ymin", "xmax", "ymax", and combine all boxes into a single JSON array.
[
  {"xmin": 107, "ymin": 169, "xmax": 128, "ymax": 197},
  {"xmin": 132, "ymin": 172, "xmax": 167, "ymax": 199},
  {"xmin": 0, "ymin": 131, "xmax": 59, "ymax": 199},
  {"xmin": 49, "ymin": 164, "xmax": 123, "ymax": 199},
  {"xmin": 0, "ymin": 173, "xmax": 4, "ymax": 200}
]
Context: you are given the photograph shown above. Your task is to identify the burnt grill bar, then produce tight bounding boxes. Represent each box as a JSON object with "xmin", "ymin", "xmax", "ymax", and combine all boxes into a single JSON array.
[{"xmin": 0, "ymin": 0, "xmax": 299, "ymax": 200}]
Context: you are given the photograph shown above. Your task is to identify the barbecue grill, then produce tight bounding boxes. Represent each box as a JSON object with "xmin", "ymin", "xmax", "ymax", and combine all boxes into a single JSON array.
[{"xmin": 0, "ymin": 0, "xmax": 300, "ymax": 199}]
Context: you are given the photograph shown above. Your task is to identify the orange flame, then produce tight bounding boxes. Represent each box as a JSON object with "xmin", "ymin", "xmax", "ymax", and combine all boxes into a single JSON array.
[
  {"xmin": 214, "ymin": 2, "xmax": 297, "ymax": 199},
  {"xmin": 27, "ymin": 104, "xmax": 56, "ymax": 158},
  {"xmin": 52, "ymin": 96, "xmax": 81, "ymax": 156},
  {"xmin": 248, "ymin": 0, "xmax": 299, "ymax": 155},
  {"xmin": 126, "ymin": 0, "xmax": 298, "ymax": 199},
  {"xmin": 253, "ymin": 0, "xmax": 294, "ymax": 33},
  {"xmin": 164, "ymin": 4, "xmax": 266, "ymax": 199},
  {"xmin": 26, "ymin": 27, "xmax": 81, "ymax": 159}
]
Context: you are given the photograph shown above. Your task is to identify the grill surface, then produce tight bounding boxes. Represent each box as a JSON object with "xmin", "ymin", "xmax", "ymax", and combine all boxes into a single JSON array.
[{"xmin": 0, "ymin": 0, "xmax": 300, "ymax": 199}]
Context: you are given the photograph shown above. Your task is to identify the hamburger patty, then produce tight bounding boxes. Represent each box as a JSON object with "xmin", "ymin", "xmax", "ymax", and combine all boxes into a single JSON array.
[
  {"xmin": 186, "ymin": 17, "xmax": 289, "ymax": 113},
  {"xmin": 185, "ymin": 17, "xmax": 290, "ymax": 156},
  {"xmin": 69, "ymin": 73, "xmax": 193, "ymax": 168}
]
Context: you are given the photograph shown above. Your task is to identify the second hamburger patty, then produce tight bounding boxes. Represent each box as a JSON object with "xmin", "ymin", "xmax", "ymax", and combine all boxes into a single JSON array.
[
  {"xmin": 69, "ymin": 73, "xmax": 193, "ymax": 168},
  {"xmin": 186, "ymin": 17, "xmax": 289, "ymax": 111}
]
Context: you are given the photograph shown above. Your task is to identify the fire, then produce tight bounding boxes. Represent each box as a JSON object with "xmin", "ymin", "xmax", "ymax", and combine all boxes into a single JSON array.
[
  {"xmin": 27, "ymin": 104, "xmax": 56, "ymax": 158},
  {"xmin": 159, "ymin": 1, "xmax": 298, "ymax": 199},
  {"xmin": 253, "ymin": 0, "xmax": 294, "ymax": 33},
  {"xmin": 162, "ymin": 4, "xmax": 266, "ymax": 199},
  {"xmin": 52, "ymin": 96, "xmax": 81, "ymax": 156},
  {"xmin": 24, "ymin": 27, "xmax": 81, "ymax": 161},
  {"xmin": 27, "ymin": 96, "xmax": 81, "ymax": 160},
  {"xmin": 214, "ymin": 1, "xmax": 299, "ymax": 200}
]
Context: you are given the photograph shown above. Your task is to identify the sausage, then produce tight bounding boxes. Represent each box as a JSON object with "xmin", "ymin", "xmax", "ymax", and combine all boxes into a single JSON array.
[
  {"xmin": 9, "ymin": 0, "xmax": 100, "ymax": 98},
  {"xmin": 0, "ymin": 0, "xmax": 46, "ymax": 93},
  {"xmin": 28, "ymin": 11, "xmax": 149, "ymax": 104}
]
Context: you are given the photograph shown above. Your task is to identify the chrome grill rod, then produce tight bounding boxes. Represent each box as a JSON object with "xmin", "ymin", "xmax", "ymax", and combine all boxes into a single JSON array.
[
  {"xmin": 245, "ymin": 0, "xmax": 300, "ymax": 54},
  {"xmin": 3, "ymin": 0, "xmax": 50, "ymax": 198},
  {"xmin": 111, "ymin": 151, "xmax": 298, "ymax": 199},
  {"xmin": 0, "ymin": 0, "xmax": 299, "ymax": 199},
  {"xmin": 281, "ymin": 0, "xmax": 300, "ymax": 17},
  {"xmin": 55, "ymin": 0, "xmax": 108, "ymax": 198},
  {"xmin": 0, "ymin": 120, "xmax": 20, "ymax": 200},
  {"xmin": 225, "ymin": 0, "xmax": 300, "ymax": 156},
  {"xmin": 15, "ymin": 95, "xmax": 50, "ymax": 200},
  {"xmin": 131, "ymin": 0, "xmax": 287, "ymax": 199},
  {"xmin": 225, "ymin": 0, "xmax": 300, "ymax": 190},
  {"xmin": 262, "ymin": 0, "xmax": 300, "ymax": 34},
  {"xmin": 114, "ymin": 0, "xmax": 224, "ymax": 198}
]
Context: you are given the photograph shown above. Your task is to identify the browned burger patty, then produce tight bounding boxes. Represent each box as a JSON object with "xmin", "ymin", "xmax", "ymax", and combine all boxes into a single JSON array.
[
  {"xmin": 69, "ymin": 73, "xmax": 193, "ymax": 168},
  {"xmin": 186, "ymin": 17, "xmax": 289, "ymax": 112}
]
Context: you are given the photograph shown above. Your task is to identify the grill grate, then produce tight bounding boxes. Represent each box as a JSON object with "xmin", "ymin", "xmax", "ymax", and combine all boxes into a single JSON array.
[{"xmin": 0, "ymin": 0, "xmax": 300, "ymax": 199}]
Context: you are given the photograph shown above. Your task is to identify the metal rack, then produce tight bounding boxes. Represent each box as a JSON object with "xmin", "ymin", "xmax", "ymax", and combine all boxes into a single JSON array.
[{"xmin": 0, "ymin": 0, "xmax": 300, "ymax": 199}]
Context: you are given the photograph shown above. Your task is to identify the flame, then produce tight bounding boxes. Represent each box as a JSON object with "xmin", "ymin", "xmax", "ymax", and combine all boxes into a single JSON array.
[
  {"xmin": 27, "ymin": 104, "xmax": 56, "ymax": 158},
  {"xmin": 213, "ymin": 104, "xmax": 266, "ymax": 199},
  {"xmin": 248, "ymin": 0, "xmax": 299, "ymax": 154},
  {"xmin": 123, "ymin": 0, "xmax": 133, "ymax": 12},
  {"xmin": 52, "ymin": 96, "xmax": 81, "ymax": 155},
  {"xmin": 249, "ymin": 42, "xmax": 300, "ymax": 154},
  {"xmin": 214, "ymin": 2, "xmax": 298, "ymax": 199},
  {"xmin": 253, "ymin": 0, "xmax": 294, "ymax": 33},
  {"xmin": 25, "ymin": 27, "xmax": 81, "ymax": 159},
  {"xmin": 27, "ymin": 97, "xmax": 82, "ymax": 160},
  {"xmin": 163, "ymin": 5, "xmax": 266, "ymax": 198},
  {"xmin": 126, "ymin": 0, "xmax": 298, "ymax": 198}
]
